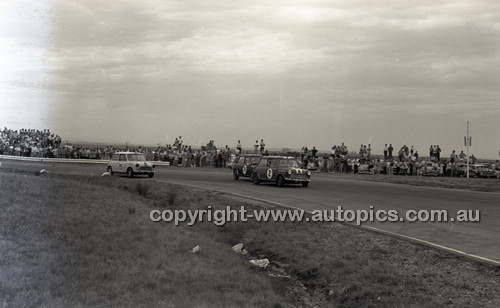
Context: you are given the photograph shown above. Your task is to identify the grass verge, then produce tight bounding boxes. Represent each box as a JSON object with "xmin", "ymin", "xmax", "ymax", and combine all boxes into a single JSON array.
[{"xmin": 1, "ymin": 171, "xmax": 499, "ymax": 307}]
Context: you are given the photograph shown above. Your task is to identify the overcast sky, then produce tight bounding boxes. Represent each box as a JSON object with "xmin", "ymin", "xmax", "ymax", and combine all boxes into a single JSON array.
[{"xmin": 1, "ymin": 0, "xmax": 499, "ymax": 158}]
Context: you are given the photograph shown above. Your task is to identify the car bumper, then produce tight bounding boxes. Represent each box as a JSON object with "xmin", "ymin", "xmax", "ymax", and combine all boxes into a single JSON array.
[
  {"xmin": 135, "ymin": 167, "xmax": 155, "ymax": 174},
  {"xmin": 284, "ymin": 176, "xmax": 311, "ymax": 183}
]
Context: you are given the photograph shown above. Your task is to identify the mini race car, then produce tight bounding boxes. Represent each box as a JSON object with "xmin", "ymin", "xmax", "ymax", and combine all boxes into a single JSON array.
[
  {"xmin": 232, "ymin": 154, "xmax": 261, "ymax": 180},
  {"xmin": 106, "ymin": 152, "xmax": 155, "ymax": 178},
  {"xmin": 251, "ymin": 156, "xmax": 311, "ymax": 187}
]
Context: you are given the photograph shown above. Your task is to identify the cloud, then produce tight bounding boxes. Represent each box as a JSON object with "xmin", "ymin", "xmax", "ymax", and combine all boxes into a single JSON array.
[{"xmin": 1, "ymin": 0, "xmax": 499, "ymax": 157}]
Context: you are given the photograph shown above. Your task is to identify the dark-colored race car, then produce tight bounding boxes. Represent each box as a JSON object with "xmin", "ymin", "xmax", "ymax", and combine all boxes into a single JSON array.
[
  {"xmin": 251, "ymin": 156, "xmax": 311, "ymax": 187},
  {"xmin": 232, "ymin": 154, "xmax": 262, "ymax": 180}
]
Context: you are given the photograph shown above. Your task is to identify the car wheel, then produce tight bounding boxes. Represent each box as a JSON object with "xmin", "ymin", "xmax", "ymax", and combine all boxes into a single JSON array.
[
  {"xmin": 276, "ymin": 175, "xmax": 285, "ymax": 187},
  {"xmin": 252, "ymin": 172, "xmax": 260, "ymax": 185},
  {"xmin": 302, "ymin": 182, "xmax": 309, "ymax": 187},
  {"xmin": 148, "ymin": 173, "xmax": 154, "ymax": 178},
  {"xmin": 127, "ymin": 168, "xmax": 134, "ymax": 178},
  {"xmin": 233, "ymin": 169, "xmax": 239, "ymax": 180},
  {"xmin": 107, "ymin": 166, "xmax": 114, "ymax": 176}
]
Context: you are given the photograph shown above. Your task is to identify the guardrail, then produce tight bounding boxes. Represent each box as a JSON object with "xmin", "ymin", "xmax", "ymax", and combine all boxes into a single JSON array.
[{"xmin": 0, "ymin": 155, "xmax": 171, "ymax": 166}]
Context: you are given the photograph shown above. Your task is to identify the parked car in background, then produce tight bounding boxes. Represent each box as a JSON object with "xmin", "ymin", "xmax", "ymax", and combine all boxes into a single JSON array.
[
  {"xmin": 419, "ymin": 161, "xmax": 439, "ymax": 176},
  {"xmin": 107, "ymin": 152, "xmax": 155, "ymax": 178},
  {"xmin": 357, "ymin": 163, "xmax": 372, "ymax": 174},
  {"xmin": 456, "ymin": 162, "xmax": 476, "ymax": 178},
  {"xmin": 251, "ymin": 156, "xmax": 311, "ymax": 187},
  {"xmin": 472, "ymin": 164, "xmax": 496, "ymax": 178}
]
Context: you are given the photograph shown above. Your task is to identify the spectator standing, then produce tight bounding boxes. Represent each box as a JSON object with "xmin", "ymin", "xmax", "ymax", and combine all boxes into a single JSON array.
[
  {"xmin": 311, "ymin": 146, "xmax": 318, "ymax": 158},
  {"xmin": 470, "ymin": 154, "xmax": 477, "ymax": 164},
  {"xmin": 458, "ymin": 150, "xmax": 466, "ymax": 162},
  {"xmin": 259, "ymin": 139, "xmax": 266, "ymax": 154},
  {"xmin": 236, "ymin": 140, "xmax": 242, "ymax": 155},
  {"xmin": 449, "ymin": 150, "xmax": 457, "ymax": 177}
]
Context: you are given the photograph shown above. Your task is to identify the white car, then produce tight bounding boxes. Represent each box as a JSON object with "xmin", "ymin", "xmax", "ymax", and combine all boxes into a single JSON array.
[{"xmin": 106, "ymin": 152, "xmax": 155, "ymax": 178}]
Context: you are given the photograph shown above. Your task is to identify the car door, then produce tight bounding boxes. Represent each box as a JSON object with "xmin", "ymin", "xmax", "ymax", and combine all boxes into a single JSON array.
[
  {"xmin": 255, "ymin": 158, "xmax": 268, "ymax": 180},
  {"xmin": 109, "ymin": 153, "xmax": 119, "ymax": 171},
  {"xmin": 267, "ymin": 159, "xmax": 279, "ymax": 181},
  {"xmin": 242, "ymin": 156, "xmax": 254, "ymax": 175},
  {"xmin": 118, "ymin": 154, "xmax": 126, "ymax": 172},
  {"xmin": 235, "ymin": 156, "xmax": 245, "ymax": 174},
  {"xmin": 260, "ymin": 158, "xmax": 276, "ymax": 181}
]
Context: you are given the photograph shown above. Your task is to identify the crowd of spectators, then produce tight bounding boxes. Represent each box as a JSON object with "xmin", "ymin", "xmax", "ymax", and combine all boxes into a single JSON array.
[
  {"xmin": 0, "ymin": 128, "xmax": 61, "ymax": 157},
  {"xmin": 294, "ymin": 142, "xmax": 497, "ymax": 178},
  {"xmin": 301, "ymin": 142, "xmax": 495, "ymax": 178},
  {"xmin": 1, "ymin": 127, "xmax": 497, "ymax": 176},
  {"xmin": 151, "ymin": 137, "xmax": 234, "ymax": 168}
]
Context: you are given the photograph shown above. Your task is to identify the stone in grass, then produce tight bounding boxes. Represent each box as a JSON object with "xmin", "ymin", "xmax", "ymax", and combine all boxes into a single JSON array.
[
  {"xmin": 35, "ymin": 169, "xmax": 48, "ymax": 176},
  {"xmin": 232, "ymin": 243, "xmax": 248, "ymax": 255},
  {"xmin": 190, "ymin": 245, "xmax": 200, "ymax": 253},
  {"xmin": 249, "ymin": 258, "xmax": 270, "ymax": 268}
]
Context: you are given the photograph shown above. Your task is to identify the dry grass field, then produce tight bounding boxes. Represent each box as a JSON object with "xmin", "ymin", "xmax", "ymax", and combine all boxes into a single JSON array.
[{"xmin": 1, "ymin": 170, "xmax": 499, "ymax": 307}]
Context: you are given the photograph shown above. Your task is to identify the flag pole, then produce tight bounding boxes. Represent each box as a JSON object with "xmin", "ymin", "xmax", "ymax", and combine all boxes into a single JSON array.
[{"xmin": 466, "ymin": 120, "xmax": 469, "ymax": 179}]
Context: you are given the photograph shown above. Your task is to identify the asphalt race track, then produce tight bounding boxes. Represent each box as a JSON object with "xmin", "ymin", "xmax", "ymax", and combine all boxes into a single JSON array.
[{"xmin": 2, "ymin": 158, "xmax": 499, "ymax": 265}]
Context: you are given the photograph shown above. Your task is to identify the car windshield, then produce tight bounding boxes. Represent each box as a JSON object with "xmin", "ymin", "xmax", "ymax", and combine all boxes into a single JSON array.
[
  {"xmin": 128, "ymin": 154, "xmax": 147, "ymax": 161},
  {"xmin": 280, "ymin": 159, "xmax": 300, "ymax": 168}
]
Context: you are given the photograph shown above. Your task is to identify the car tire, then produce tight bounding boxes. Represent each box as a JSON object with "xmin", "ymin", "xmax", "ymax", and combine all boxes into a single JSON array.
[
  {"xmin": 276, "ymin": 175, "xmax": 285, "ymax": 187},
  {"xmin": 302, "ymin": 182, "xmax": 309, "ymax": 187},
  {"xmin": 233, "ymin": 169, "xmax": 239, "ymax": 180},
  {"xmin": 127, "ymin": 168, "xmax": 134, "ymax": 178},
  {"xmin": 107, "ymin": 166, "xmax": 114, "ymax": 176},
  {"xmin": 252, "ymin": 172, "xmax": 260, "ymax": 185},
  {"xmin": 148, "ymin": 173, "xmax": 154, "ymax": 178}
]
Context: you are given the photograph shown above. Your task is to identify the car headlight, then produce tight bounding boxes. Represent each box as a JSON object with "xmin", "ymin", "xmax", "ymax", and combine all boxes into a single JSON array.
[
  {"xmin": 287, "ymin": 169, "xmax": 292, "ymax": 175},
  {"xmin": 135, "ymin": 163, "xmax": 140, "ymax": 168},
  {"xmin": 307, "ymin": 171, "xmax": 311, "ymax": 176},
  {"xmin": 152, "ymin": 164, "xmax": 156, "ymax": 168}
]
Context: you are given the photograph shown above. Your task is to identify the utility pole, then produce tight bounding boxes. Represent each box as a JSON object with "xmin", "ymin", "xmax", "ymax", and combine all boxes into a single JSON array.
[{"xmin": 465, "ymin": 121, "xmax": 471, "ymax": 179}]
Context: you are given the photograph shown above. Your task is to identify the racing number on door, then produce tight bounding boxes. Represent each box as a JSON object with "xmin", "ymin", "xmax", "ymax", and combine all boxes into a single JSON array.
[
  {"xmin": 119, "ymin": 154, "xmax": 125, "ymax": 170},
  {"xmin": 267, "ymin": 168, "xmax": 273, "ymax": 179}
]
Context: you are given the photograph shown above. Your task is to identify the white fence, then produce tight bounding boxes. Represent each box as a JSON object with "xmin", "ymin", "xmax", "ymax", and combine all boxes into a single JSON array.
[{"xmin": 0, "ymin": 155, "xmax": 171, "ymax": 166}]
